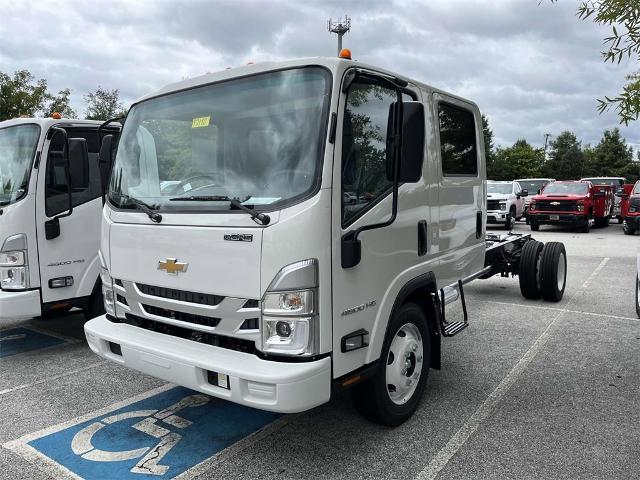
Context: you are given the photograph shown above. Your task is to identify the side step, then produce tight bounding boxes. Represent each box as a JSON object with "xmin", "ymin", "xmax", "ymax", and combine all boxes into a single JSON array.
[{"xmin": 435, "ymin": 280, "xmax": 469, "ymax": 337}]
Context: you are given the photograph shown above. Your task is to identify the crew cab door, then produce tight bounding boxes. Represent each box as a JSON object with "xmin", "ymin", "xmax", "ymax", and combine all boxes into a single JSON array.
[
  {"xmin": 35, "ymin": 127, "xmax": 106, "ymax": 308},
  {"xmin": 331, "ymin": 77, "xmax": 437, "ymax": 378},
  {"xmin": 433, "ymin": 94, "xmax": 486, "ymax": 287}
]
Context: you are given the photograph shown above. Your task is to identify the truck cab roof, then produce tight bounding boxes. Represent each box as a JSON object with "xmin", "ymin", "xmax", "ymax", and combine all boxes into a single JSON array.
[
  {"xmin": 0, "ymin": 117, "xmax": 108, "ymax": 130},
  {"xmin": 133, "ymin": 57, "xmax": 480, "ymax": 110}
]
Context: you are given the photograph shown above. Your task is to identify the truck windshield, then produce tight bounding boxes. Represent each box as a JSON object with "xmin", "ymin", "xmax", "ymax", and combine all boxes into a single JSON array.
[
  {"xmin": 109, "ymin": 67, "xmax": 331, "ymax": 212},
  {"xmin": 517, "ymin": 180, "xmax": 548, "ymax": 194},
  {"xmin": 487, "ymin": 183, "xmax": 512, "ymax": 194},
  {"xmin": 582, "ymin": 178, "xmax": 623, "ymax": 187},
  {"xmin": 0, "ymin": 124, "xmax": 40, "ymax": 207},
  {"xmin": 542, "ymin": 183, "xmax": 588, "ymax": 195}
]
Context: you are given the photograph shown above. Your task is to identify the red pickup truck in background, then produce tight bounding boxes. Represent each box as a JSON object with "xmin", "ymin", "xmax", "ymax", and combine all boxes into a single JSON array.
[
  {"xmin": 619, "ymin": 180, "xmax": 640, "ymax": 235},
  {"xmin": 528, "ymin": 180, "xmax": 614, "ymax": 233}
]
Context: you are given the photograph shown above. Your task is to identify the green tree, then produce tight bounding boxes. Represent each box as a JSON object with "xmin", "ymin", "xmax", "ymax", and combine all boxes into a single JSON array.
[
  {"xmin": 568, "ymin": 1, "xmax": 640, "ymax": 124},
  {"xmin": 583, "ymin": 127, "xmax": 634, "ymax": 177},
  {"xmin": 85, "ymin": 86, "xmax": 127, "ymax": 120},
  {"xmin": 0, "ymin": 70, "xmax": 49, "ymax": 121},
  {"xmin": 482, "ymin": 114, "xmax": 496, "ymax": 176},
  {"xmin": 490, "ymin": 139, "xmax": 545, "ymax": 180},
  {"xmin": 45, "ymin": 88, "xmax": 77, "ymax": 118},
  {"xmin": 542, "ymin": 131, "xmax": 586, "ymax": 179}
]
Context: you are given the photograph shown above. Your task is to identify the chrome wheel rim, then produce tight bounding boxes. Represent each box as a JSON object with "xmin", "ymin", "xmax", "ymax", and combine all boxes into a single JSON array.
[
  {"xmin": 557, "ymin": 252, "xmax": 566, "ymax": 291},
  {"xmin": 386, "ymin": 323, "xmax": 423, "ymax": 405}
]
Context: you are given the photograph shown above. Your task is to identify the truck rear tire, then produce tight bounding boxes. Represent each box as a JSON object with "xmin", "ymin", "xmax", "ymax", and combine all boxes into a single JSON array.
[
  {"xmin": 623, "ymin": 221, "xmax": 636, "ymax": 235},
  {"xmin": 519, "ymin": 240, "xmax": 544, "ymax": 300},
  {"xmin": 539, "ymin": 242, "xmax": 567, "ymax": 302},
  {"xmin": 350, "ymin": 303, "xmax": 430, "ymax": 426}
]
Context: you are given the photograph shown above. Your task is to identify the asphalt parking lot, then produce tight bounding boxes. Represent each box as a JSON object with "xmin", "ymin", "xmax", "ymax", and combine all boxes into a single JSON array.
[{"xmin": 1, "ymin": 222, "xmax": 638, "ymax": 480}]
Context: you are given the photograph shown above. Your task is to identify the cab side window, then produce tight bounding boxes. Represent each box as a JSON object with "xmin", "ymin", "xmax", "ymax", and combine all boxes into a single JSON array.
[
  {"xmin": 438, "ymin": 103, "xmax": 478, "ymax": 176},
  {"xmin": 341, "ymin": 82, "xmax": 397, "ymax": 226},
  {"xmin": 45, "ymin": 129, "xmax": 103, "ymax": 217}
]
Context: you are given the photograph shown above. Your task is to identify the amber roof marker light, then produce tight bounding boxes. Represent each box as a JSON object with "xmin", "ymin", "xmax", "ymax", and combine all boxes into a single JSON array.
[
  {"xmin": 51, "ymin": 112, "xmax": 62, "ymax": 119},
  {"xmin": 339, "ymin": 48, "xmax": 352, "ymax": 60}
]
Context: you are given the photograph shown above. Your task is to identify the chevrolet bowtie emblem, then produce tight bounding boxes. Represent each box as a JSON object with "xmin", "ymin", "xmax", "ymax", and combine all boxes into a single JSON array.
[
  {"xmin": 550, "ymin": 201, "xmax": 560, "ymax": 205},
  {"xmin": 158, "ymin": 258, "xmax": 188, "ymax": 275}
]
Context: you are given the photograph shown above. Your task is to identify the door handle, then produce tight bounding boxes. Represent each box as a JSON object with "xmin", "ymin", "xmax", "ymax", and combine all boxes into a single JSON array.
[
  {"xmin": 418, "ymin": 220, "xmax": 428, "ymax": 256},
  {"xmin": 476, "ymin": 211, "xmax": 482, "ymax": 239}
]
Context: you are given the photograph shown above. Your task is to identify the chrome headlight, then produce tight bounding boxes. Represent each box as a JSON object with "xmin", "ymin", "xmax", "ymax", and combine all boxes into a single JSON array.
[
  {"xmin": 0, "ymin": 234, "xmax": 28, "ymax": 291},
  {"xmin": 100, "ymin": 266, "xmax": 115, "ymax": 315},
  {"xmin": 261, "ymin": 259, "xmax": 319, "ymax": 356}
]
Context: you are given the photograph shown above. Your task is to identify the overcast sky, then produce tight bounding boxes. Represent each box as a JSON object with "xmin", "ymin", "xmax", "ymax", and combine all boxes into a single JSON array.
[{"xmin": 1, "ymin": 0, "xmax": 637, "ymax": 152}]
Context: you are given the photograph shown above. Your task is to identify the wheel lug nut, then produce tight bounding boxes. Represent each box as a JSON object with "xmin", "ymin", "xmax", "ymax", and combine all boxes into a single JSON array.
[
  {"xmin": 411, "ymin": 344, "xmax": 417, "ymax": 352},
  {"xmin": 406, "ymin": 379, "xmax": 412, "ymax": 386}
]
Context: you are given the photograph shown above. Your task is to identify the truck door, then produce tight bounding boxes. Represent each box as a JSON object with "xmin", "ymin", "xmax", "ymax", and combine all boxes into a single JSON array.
[
  {"xmin": 35, "ymin": 127, "xmax": 104, "ymax": 309},
  {"xmin": 433, "ymin": 94, "xmax": 486, "ymax": 287},
  {"xmin": 331, "ymin": 78, "xmax": 438, "ymax": 378}
]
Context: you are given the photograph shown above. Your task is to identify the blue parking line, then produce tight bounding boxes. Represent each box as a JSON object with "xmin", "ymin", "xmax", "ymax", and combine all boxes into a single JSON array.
[
  {"xmin": 28, "ymin": 386, "xmax": 280, "ymax": 479},
  {"xmin": 0, "ymin": 328, "xmax": 66, "ymax": 358}
]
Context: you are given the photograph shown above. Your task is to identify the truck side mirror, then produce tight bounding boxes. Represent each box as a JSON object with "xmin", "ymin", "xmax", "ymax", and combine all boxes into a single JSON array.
[
  {"xmin": 68, "ymin": 138, "xmax": 90, "ymax": 190},
  {"xmin": 98, "ymin": 134, "xmax": 114, "ymax": 193},
  {"xmin": 593, "ymin": 190, "xmax": 605, "ymax": 198},
  {"xmin": 519, "ymin": 189, "xmax": 529, "ymax": 197},
  {"xmin": 615, "ymin": 187, "xmax": 626, "ymax": 198},
  {"xmin": 386, "ymin": 102, "xmax": 425, "ymax": 183}
]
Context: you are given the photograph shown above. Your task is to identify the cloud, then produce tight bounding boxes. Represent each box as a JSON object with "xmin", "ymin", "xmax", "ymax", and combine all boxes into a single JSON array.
[{"xmin": 0, "ymin": 0, "xmax": 637, "ymax": 151}]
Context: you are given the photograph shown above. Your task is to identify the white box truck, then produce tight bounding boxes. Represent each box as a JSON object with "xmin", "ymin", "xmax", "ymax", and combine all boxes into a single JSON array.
[
  {"xmin": 84, "ymin": 57, "xmax": 567, "ymax": 425},
  {"xmin": 0, "ymin": 116, "xmax": 120, "ymax": 320}
]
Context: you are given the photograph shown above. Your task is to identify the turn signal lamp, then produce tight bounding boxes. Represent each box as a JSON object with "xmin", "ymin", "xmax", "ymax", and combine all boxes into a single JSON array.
[
  {"xmin": 51, "ymin": 112, "xmax": 62, "ymax": 119},
  {"xmin": 339, "ymin": 48, "xmax": 352, "ymax": 60}
]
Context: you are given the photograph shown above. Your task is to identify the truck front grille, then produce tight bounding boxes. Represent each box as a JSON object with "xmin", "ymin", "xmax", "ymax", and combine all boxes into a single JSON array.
[
  {"xmin": 535, "ymin": 200, "xmax": 577, "ymax": 211},
  {"xmin": 487, "ymin": 200, "xmax": 502, "ymax": 210},
  {"xmin": 122, "ymin": 313, "xmax": 256, "ymax": 354},
  {"xmin": 142, "ymin": 304, "xmax": 221, "ymax": 328},
  {"xmin": 112, "ymin": 280, "xmax": 261, "ymax": 347},
  {"xmin": 137, "ymin": 283, "xmax": 224, "ymax": 306}
]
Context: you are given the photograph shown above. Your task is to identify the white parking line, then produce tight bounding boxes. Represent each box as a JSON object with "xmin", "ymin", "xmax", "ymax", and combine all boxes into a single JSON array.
[
  {"xmin": 0, "ymin": 361, "xmax": 105, "ymax": 396},
  {"xmin": 484, "ymin": 300, "xmax": 639, "ymax": 323},
  {"xmin": 415, "ymin": 257, "xmax": 610, "ymax": 480}
]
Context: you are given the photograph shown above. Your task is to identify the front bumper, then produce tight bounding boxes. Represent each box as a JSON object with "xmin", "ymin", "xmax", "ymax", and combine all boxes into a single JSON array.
[
  {"xmin": 528, "ymin": 213, "xmax": 587, "ymax": 225},
  {"xmin": 487, "ymin": 210, "xmax": 508, "ymax": 224},
  {"xmin": 0, "ymin": 289, "xmax": 41, "ymax": 320},
  {"xmin": 84, "ymin": 315, "xmax": 331, "ymax": 413}
]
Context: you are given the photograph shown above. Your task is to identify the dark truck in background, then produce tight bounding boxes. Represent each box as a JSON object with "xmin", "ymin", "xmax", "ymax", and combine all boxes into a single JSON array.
[
  {"xmin": 619, "ymin": 180, "xmax": 640, "ymax": 235},
  {"xmin": 528, "ymin": 180, "xmax": 614, "ymax": 233}
]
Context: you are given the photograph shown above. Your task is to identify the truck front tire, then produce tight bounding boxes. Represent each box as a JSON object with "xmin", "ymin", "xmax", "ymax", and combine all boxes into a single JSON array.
[
  {"xmin": 539, "ymin": 242, "xmax": 567, "ymax": 302},
  {"xmin": 351, "ymin": 303, "xmax": 431, "ymax": 426},
  {"xmin": 530, "ymin": 222, "xmax": 540, "ymax": 231},
  {"xmin": 519, "ymin": 240, "xmax": 544, "ymax": 300}
]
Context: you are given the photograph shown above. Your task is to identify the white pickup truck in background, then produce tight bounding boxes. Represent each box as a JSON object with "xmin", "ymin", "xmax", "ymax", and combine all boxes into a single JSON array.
[{"xmin": 486, "ymin": 180, "xmax": 527, "ymax": 230}]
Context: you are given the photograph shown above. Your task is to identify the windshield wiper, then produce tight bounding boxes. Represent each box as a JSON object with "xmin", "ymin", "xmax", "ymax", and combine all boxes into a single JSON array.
[
  {"xmin": 169, "ymin": 195, "xmax": 270, "ymax": 225},
  {"xmin": 111, "ymin": 192, "xmax": 162, "ymax": 223}
]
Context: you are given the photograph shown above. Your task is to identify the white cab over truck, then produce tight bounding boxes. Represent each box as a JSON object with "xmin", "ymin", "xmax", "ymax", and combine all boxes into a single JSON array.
[
  {"xmin": 0, "ymin": 117, "xmax": 120, "ymax": 320},
  {"xmin": 85, "ymin": 57, "xmax": 567, "ymax": 425},
  {"xmin": 486, "ymin": 180, "xmax": 527, "ymax": 230}
]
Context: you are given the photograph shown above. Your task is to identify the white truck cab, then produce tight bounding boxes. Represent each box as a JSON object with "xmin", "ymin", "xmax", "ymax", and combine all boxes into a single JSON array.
[
  {"xmin": 0, "ymin": 117, "xmax": 120, "ymax": 320},
  {"xmin": 84, "ymin": 57, "xmax": 567, "ymax": 425},
  {"xmin": 486, "ymin": 180, "xmax": 527, "ymax": 230}
]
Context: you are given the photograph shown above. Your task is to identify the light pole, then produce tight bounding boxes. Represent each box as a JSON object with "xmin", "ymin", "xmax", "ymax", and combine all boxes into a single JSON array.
[
  {"xmin": 543, "ymin": 133, "xmax": 552, "ymax": 160},
  {"xmin": 328, "ymin": 16, "xmax": 351, "ymax": 55}
]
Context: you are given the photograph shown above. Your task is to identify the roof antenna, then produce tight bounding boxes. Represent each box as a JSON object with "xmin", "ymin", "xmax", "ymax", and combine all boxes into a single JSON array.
[{"xmin": 328, "ymin": 16, "xmax": 351, "ymax": 55}]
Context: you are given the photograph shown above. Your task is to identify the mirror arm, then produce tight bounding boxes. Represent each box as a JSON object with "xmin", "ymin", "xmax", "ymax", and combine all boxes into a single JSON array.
[{"xmin": 350, "ymin": 87, "xmax": 403, "ymax": 243}]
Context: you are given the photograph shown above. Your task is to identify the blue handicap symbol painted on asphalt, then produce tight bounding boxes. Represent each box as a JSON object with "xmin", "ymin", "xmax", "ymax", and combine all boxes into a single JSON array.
[
  {"xmin": 28, "ymin": 386, "xmax": 280, "ymax": 479},
  {"xmin": 0, "ymin": 327, "xmax": 66, "ymax": 358}
]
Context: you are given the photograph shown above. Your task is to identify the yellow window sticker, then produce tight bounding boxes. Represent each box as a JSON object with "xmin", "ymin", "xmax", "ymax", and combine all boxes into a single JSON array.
[{"xmin": 192, "ymin": 116, "xmax": 211, "ymax": 128}]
